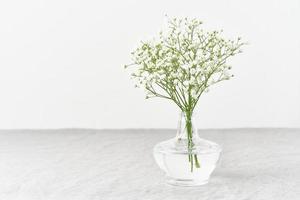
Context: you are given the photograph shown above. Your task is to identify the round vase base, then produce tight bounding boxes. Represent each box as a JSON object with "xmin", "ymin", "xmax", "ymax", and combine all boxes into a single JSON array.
[{"xmin": 166, "ymin": 177, "xmax": 209, "ymax": 187}]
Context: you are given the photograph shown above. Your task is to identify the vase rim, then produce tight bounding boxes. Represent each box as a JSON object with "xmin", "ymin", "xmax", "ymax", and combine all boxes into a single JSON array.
[{"xmin": 179, "ymin": 110, "xmax": 198, "ymax": 116}]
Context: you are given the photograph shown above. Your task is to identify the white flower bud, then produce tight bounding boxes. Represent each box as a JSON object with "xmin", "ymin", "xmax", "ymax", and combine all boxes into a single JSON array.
[
  {"xmin": 159, "ymin": 74, "xmax": 166, "ymax": 79},
  {"xmin": 183, "ymin": 80, "xmax": 189, "ymax": 87},
  {"xmin": 190, "ymin": 68, "xmax": 196, "ymax": 75},
  {"xmin": 182, "ymin": 64, "xmax": 189, "ymax": 70}
]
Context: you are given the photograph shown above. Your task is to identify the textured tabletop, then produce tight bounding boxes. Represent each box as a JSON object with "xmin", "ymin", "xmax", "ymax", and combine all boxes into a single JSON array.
[{"xmin": 0, "ymin": 129, "xmax": 299, "ymax": 200}]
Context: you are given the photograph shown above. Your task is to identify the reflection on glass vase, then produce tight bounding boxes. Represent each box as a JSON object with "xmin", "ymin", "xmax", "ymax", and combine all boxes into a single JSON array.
[{"xmin": 153, "ymin": 111, "xmax": 222, "ymax": 186}]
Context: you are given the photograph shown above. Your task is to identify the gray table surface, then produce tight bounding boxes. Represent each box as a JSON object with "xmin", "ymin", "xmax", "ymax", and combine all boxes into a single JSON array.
[{"xmin": 0, "ymin": 128, "xmax": 299, "ymax": 200}]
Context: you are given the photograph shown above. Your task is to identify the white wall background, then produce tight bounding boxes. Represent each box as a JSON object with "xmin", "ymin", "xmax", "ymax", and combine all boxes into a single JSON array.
[{"xmin": 0, "ymin": 0, "xmax": 299, "ymax": 129}]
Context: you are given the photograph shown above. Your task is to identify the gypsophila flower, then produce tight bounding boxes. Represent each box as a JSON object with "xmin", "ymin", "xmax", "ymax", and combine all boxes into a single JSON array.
[
  {"xmin": 127, "ymin": 17, "xmax": 244, "ymax": 109},
  {"xmin": 125, "ymin": 17, "xmax": 246, "ymax": 171}
]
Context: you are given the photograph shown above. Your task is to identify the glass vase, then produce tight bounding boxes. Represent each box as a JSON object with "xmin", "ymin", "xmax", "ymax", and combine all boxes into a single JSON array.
[{"xmin": 153, "ymin": 111, "xmax": 222, "ymax": 186}]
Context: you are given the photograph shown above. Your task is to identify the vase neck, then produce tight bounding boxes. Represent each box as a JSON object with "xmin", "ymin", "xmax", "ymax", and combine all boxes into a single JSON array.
[{"xmin": 176, "ymin": 111, "xmax": 199, "ymax": 140}]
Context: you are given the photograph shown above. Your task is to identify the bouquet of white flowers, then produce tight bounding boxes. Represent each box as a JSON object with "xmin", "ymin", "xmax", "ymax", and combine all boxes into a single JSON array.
[{"xmin": 125, "ymin": 17, "xmax": 245, "ymax": 171}]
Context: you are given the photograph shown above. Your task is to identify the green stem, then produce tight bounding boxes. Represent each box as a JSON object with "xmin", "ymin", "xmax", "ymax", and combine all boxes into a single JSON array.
[
  {"xmin": 185, "ymin": 109, "xmax": 200, "ymax": 172},
  {"xmin": 194, "ymin": 154, "xmax": 200, "ymax": 168}
]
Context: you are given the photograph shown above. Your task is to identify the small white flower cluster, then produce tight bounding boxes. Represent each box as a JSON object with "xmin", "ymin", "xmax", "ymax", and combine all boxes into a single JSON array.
[{"xmin": 126, "ymin": 17, "xmax": 245, "ymax": 111}]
